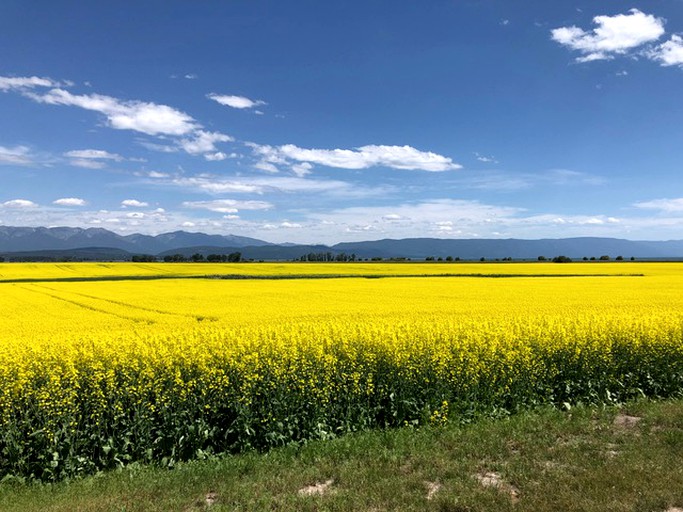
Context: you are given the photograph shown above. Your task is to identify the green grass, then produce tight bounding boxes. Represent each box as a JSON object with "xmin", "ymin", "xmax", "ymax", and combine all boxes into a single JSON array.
[{"xmin": 2, "ymin": 399, "xmax": 683, "ymax": 511}]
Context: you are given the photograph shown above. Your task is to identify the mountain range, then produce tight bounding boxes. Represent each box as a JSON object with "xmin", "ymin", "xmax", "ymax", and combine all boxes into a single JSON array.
[{"xmin": 2, "ymin": 226, "xmax": 683, "ymax": 261}]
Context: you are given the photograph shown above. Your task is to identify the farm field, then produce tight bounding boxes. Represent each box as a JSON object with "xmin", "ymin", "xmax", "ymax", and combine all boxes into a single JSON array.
[{"xmin": 1, "ymin": 262, "xmax": 682, "ymax": 481}]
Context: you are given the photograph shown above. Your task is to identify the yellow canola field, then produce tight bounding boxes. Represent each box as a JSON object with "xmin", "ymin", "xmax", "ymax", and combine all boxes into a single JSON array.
[{"xmin": 1, "ymin": 262, "xmax": 682, "ymax": 480}]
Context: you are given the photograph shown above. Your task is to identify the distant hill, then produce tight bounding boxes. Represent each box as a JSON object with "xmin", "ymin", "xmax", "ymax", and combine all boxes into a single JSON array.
[
  {"xmin": 1, "ymin": 226, "xmax": 683, "ymax": 261},
  {"xmin": 0, "ymin": 226, "xmax": 270, "ymax": 254},
  {"xmin": 331, "ymin": 237, "xmax": 683, "ymax": 260}
]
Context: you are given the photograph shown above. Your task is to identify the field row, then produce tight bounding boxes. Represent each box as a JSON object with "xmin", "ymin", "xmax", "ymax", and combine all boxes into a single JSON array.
[{"xmin": 0, "ymin": 261, "xmax": 662, "ymax": 281}]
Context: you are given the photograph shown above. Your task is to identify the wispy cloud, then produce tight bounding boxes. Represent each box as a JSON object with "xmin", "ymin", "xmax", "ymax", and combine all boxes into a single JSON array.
[
  {"xmin": 170, "ymin": 177, "xmax": 265, "ymax": 194},
  {"xmin": 551, "ymin": 9, "xmax": 665, "ymax": 62},
  {"xmin": 136, "ymin": 140, "xmax": 179, "ymax": 153},
  {"xmin": 25, "ymin": 88, "xmax": 198, "ymax": 136},
  {"xmin": 474, "ymin": 152, "xmax": 498, "ymax": 164},
  {"xmin": 64, "ymin": 149, "xmax": 123, "ymax": 161},
  {"xmin": 182, "ymin": 199, "xmax": 273, "ymax": 213},
  {"xmin": 163, "ymin": 174, "xmax": 391, "ymax": 199},
  {"xmin": 0, "ymin": 75, "xmax": 63, "ymax": 91},
  {"xmin": 0, "ymin": 145, "xmax": 33, "ymax": 165},
  {"xmin": 1, "ymin": 75, "xmax": 242, "ymax": 161},
  {"xmin": 544, "ymin": 169, "xmax": 605, "ymax": 186},
  {"xmin": 64, "ymin": 148, "xmax": 124, "ymax": 169},
  {"xmin": 447, "ymin": 169, "xmax": 605, "ymax": 192},
  {"xmin": 208, "ymin": 93, "xmax": 266, "ymax": 110},
  {"xmin": 633, "ymin": 197, "xmax": 683, "ymax": 213}
]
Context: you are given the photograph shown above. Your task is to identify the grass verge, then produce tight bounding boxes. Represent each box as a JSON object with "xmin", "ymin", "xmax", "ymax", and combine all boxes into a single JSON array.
[{"xmin": 1, "ymin": 399, "xmax": 682, "ymax": 511}]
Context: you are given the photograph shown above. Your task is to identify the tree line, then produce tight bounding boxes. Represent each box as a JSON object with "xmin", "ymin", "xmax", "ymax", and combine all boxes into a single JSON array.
[{"xmin": 130, "ymin": 252, "xmax": 243, "ymax": 263}]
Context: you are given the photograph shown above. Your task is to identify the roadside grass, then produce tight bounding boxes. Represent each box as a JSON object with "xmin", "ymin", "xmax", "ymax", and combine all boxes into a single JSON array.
[{"xmin": 1, "ymin": 399, "xmax": 682, "ymax": 512}]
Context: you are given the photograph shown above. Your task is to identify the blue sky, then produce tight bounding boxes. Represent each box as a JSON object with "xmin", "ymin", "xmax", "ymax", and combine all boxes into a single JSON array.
[{"xmin": 1, "ymin": 1, "xmax": 683, "ymax": 243}]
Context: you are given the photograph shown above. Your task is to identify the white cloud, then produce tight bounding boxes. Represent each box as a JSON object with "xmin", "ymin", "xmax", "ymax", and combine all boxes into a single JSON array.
[
  {"xmin": 291, "ymin": 162, "xmax": 313, "ymax": 177},
  {"xmin": 649, "ymin": 34, "xmax": 683, "ymax": 67},
  {"xmin": 254, "ymin": 161, "xmax": 280, "ymax": 173},
  {"xmin": 633, "ymin": 197, "xmax": 683, "ymax": 212},
  {"xmin": 148, "ymin": 171, "xmax": 169, "ymax": 178},
  {"xmin": 280, "ymin": 221, "xmax": 302, "ymax": 228},
  {"xmin": 26, "ymin": 88, "xmax": 198, "ymax": 136},
  {"xmin": 474, "ymin": 152, "xmax": 498, "ymax": 164},
  {"xmin": 182, "ymin": 199, "xmax": 273, "ymax": 213},
  {"xmin": 289, "ymin": 199, "xmax": 524, "ymax": 241},
  {"xmin": 70, "ymin": 159, "xmax": 107, "ymax": 169},
  {"xmin": 137, "ymin": 140, "xmax": 179, "ymax": 153},
  {"xmin": 0, "ymin": 75, "xmax": 61, "ymax": 91},
  {"xmin": 53, "ymin": 197, "xmax": 87, "ymax": 206},
  {"xmin": 184, "ymin": 74, "xmax": 198, "ymax": 80},
  {"xmin": 0, "ymin": 145, "xmax": 33, "ymax": 165},
  {"xmin": 178, "ymin": 130, "xmax": 234, "ymax": 155},
  {"xmin": 208, "ymin": 93, "xmax": 266, "ymax": 110},
  {"xmin": 454, "ymin": 169, "xmax": 605, "ymax": 192},
  {"xmin": 165, "ymin": 174, "xmax": 386, "ymax": 198},
  {"xmin": 251, "ymin": 143, "xmax": 461, "ymax": 172},
  {"xmin": 318, "ymin": 199, "xmax": 522, "ymax": 226},
  {"xmin": 2, "ymin": 199, "xmax": 38, "ymax": 208},
  {"xmin": 382, "ymin": 214, "xmax": 408, "ymax": 222},
  {"xmin": 170, "ymin": 177, "xmax": 265, "ymax": 194},
  {"xmin": 65, "ymin": 148, "xmax": 124, "ymax": 169},
  {"xmin": 64, "ymin": 149, "xmax": 123, "ymax": 161},
  {"xmin": 545, "ymin": 169, "xmax": 605, "ymax": 186},
  {"xmin": 205, "ymin": 152, "xmax": 228, "ymax": 161},
  {"xmin": 551, "ymin": 9, "xmax": 665, "ymax": 62},
  {"xmin": 121, "ymin": 199, "xmax": 149, "ymax": 208},
  {"xmin": 0, "ymin": 76, "xmax": 240, "ymax": 159}
]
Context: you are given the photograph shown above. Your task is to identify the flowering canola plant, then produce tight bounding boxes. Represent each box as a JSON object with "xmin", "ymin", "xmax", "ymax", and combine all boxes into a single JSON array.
[{"xmin": 1, "ymin": 262, "xmax": 682, "ymax": 480}]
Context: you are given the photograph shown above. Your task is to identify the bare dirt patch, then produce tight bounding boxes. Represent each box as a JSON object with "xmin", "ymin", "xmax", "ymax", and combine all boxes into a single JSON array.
[
  {"xmin": 204, "ymin": 492, "xmax": 218, "ymax": 507},
  {"xmin": 613, "ymin": 414, "xmax": 642, "ymax": 428},
  {"xmin": 474, "ymin": 471, "xmax": 520, "ymax": 502},
  {"xmin": 424, "ymin": 481, "xmax": 442, "ymax": 501},
  {"xmin": 298, "ymin": 479, "xmax": 335, "ymax": 497}
]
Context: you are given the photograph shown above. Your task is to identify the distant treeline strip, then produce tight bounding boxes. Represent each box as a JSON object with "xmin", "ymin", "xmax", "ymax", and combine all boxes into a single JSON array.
[{"xmin": 0, "ymin": 273, "xmax": 645, "ymax": 285}]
